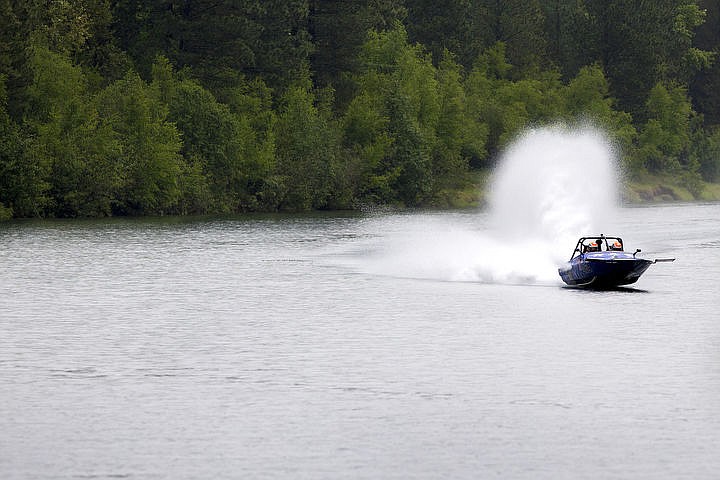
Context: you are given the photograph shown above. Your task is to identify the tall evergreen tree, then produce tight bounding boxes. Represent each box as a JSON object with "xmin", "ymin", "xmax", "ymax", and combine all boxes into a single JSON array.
[
  {"xmin": 111, "ymin": 0, "xmax": 312, "ymax": 94},
  {"xmin": 310, "ymin": 0, "xmax": 369, "ymax": 109},
  {"xmin": 541, "ymin": 0, "xmax": 600, "ymax": 79},
  {"xmin": 405, "ymin": 0, "xmax": 547, "ymax": 73},
  {"xmin": 0, "ymin": 0, "xmax": 19, "ymax": 80},
  {"xmin": 476, "ymin": 0, "xmax": 548, "ymax": 76},
  {"xmin": 588, "ymin": 0, "xmax": 710, "ymax": 119},
  {"xmin": 309, "ymin": 0, "xmax": 407, "ymax": 110},
  {"xmin": 690, "ymin": 0, "xmax": 720, "ymax": 126},
  {"xmin": 405, "ymin": 0, "xmax": 484, "ymax": 68}
]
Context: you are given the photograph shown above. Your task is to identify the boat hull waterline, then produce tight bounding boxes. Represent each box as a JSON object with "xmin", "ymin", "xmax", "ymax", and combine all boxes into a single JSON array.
[{"xmin": 559, "ymin": 251, "xmax": 653, "ymax": 287}]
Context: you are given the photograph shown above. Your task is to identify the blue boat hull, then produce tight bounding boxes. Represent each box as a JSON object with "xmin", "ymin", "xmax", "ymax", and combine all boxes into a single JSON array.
[{"xmin": 558, "ymin": 252, "xmax": 653, "ymax": 287}]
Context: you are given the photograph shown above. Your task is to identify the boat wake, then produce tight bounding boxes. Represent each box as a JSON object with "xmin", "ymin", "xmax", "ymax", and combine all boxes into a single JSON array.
[{"xmin": 353, "ymin": 125, "xmax": 621, "ymax": 285}]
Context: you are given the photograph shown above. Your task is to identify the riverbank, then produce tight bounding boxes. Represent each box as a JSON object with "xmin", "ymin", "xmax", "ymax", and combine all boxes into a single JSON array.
[
  {"xmin": 0, "ymin": 203, "xmax": 12, "ymax": 221},
  {"xmin": 624, "ymin": 173, "xmax": 720, "ymax": 203},
  {"xmin": 438, "ymin": 170, "xmax": 720, "ymax": 208},
  {"xmin": 2, "ymin": 171, "xmax": 718, "ymax": 222}
]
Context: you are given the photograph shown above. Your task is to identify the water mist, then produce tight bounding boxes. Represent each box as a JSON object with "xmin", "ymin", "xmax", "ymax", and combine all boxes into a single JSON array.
[{"xmin": 358, "ymin": 125, "xmax": 621, "ymax": 285}]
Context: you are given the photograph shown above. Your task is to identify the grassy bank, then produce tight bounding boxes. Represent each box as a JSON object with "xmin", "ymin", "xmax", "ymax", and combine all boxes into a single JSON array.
[
  {"xmin": 439, "ymin": 170, "xmax": 720, "ymax": 209},
  {"xmin": 624, "ymin": 173, "xmax": 720, "ymax": 203},
  {"xmin": 435, "ymin": 171, "xmax": 490, "ymax": 209}
]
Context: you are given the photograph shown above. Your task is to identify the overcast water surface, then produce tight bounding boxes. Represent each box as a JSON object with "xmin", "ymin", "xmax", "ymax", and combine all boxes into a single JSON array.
[{"xmin": 1, "ymin": 203, "xmax": 719, "ymax": 479}]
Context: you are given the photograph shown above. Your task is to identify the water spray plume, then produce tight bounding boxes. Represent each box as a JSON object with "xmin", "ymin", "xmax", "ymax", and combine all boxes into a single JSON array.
[
  {"xmin": 359, "ymin": 125, "xmax": 621, "ymax": 285},
  {"xmin": 489, "ymin": 125, "xmax": 620, "ymax": 248}
]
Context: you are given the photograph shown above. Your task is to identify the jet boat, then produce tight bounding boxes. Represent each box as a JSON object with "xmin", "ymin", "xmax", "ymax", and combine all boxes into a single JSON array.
[{"xmin": 558, "ymin": 235, "xmax": 674, "ymax": 288}]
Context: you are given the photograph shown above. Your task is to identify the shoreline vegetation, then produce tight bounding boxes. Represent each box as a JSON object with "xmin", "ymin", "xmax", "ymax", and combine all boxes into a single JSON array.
[
  {"xmin": 1, "ymin": 169, "xmax": 718, "ymax": 222},
  {"xmin": 2, "ymin": 2, "xmax": 720, "ymax": 221},
  {"xmin": 428, "ymin": 171, "xmax": 720, "ymax": 211},
  {"xmin": 10, "ymin": 169, "xmax": 714, "ymax": 222}
]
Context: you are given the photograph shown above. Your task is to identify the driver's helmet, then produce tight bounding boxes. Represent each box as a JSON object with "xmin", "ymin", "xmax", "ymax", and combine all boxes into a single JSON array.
[{"xmin": 612, "ymin": 241, "xmax": 622, "ymax": 250}]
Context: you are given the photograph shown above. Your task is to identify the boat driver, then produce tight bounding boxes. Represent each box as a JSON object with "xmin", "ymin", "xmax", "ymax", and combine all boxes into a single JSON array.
[
  {"xmin": 609, "ymin": 240, "xmax": 623, "ymax": 251},
  {"xmin": 585, "ymin": 241, "xmax": 600, "ymax": 252}
]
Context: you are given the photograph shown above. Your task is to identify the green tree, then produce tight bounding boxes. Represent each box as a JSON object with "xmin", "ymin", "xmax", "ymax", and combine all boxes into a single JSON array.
[
  {"xmin": 476, "ymin": 0, "xmax": 548, "ymax": 76},
  {"xmin": 434, "ymin": 52, "xmax": 486, "ymax": 189},
  {"xmin": 254, "ymin": 0, "xmax": 314, "ymax": 91},
  {"xmin": 541, "ymin": 0, "xmax": 600, "ymax": 79},
  {"xmin": 113, "ymin": 0, "xmax": 253, "ymax": 84},
  {"xmin": 0, "ymin": 74, "xmax": 40, "ymax": 218},
  {"xmin": 341, "ymin": 90, "xmax": 394, "ymax": 203},
  {"xmin": 309, "ymin": 0, "xmax": 406, "ymax": 110},
  {"xmin": 75, "ymin": 0, "xmax": 132, "ymax": 83},
  {"xmin": 23, "ymin": 43, "xmax": 122, "ymax": 217},
  {"xmin": 96, "ymin": 71, "xmax": 183, "ymax": 215},
  {"xmin": 637, "ymin": 82, "xmax": 693, "ymax": 173},
  {"xmin": 0, "ymin": 0, "xmax": 19, "ymax": 82},
  {"xmin": 405, "ymin": 0, "xmax": 548, "ymax": 74},
  {"xmin": 465, "ymin": 43, "xmax": 563, "ymax": 158},
  {"xmin": 405, "ymin": 0, "xmax": 485, "ymax": 68},
  {"xmin": 563, "ymin": 64, "xmax": 637, "ymax": 152},
  {"xmin": 222, "ymin": 78, "xmax": 280, "ymax": 209},
  {"xmin": 690, "ymin": 0, "xmax": 720, "ymax": 126},
  {"xmin": 112, "ymin": 0, "xmax": 312, "ymax": 94},
  {"xmin": 310, "ymin": 0, "xmax": 368, "ymax": 107},
  {"xmin": 152, "ymin": 57, "xmax": 277, "ymax": 213},
  {"xmin": 588, "ymin": 0, "xmax": 711, "ymax": 119},
  {"xmin": 692, "ymin": 126, "xmax": 720, "ymax": 182},
  {"xmin": 366, "ymin": 0, "xmax": 408, "ymax": 28},
  {"xmin": 347, "ymin": 24, "xmax": 442, "ymax": 205},
  {"xmin": 274, "ymin": 74, "xmax": 342, "ymax": 211}
]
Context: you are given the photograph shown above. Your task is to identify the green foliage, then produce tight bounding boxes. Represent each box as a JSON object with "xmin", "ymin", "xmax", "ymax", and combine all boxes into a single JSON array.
[
  {"xmin": 0, "ymin": 202, "xmax": 11, "ymax": 221},
  {"xmin": 407, "ymin": 0, "xmax": 548, "ymax": 75},
  {"xmin": 638, "ymin": 83, "xmax": 692, "ymax": 173},
  {"xmin": 690, "ymin": 0, "xmax": 720, "ymax": 126},
  {"xmin": 0, "ymin": 74, "xmax": 38, "ymax": 217},
  {"xmin": 152, "ymin": 57, "xmax": 277, "ymax": 213},
  {"xmin": 348, "ymin": 24, "xmax": 444, "ymax": 205},
  {"xmin": 96, "ymin": 72, "xmax": 183, "ymax": 215},
  {"xmin": 466, "ymin": 43, "xmax": 563, "ymax": 157},
  {"xmin": 589, "ymin": 0, "xmax": 713, "ymax": 120},
  {"xmin": 435, "ymin": 52, "xmax": 483, "ymax": 187},
  {"xmin": 541, "ymin": 0, "xmax": 599, "ymax": 79},
  {"xmin": 342, "ymin": 91, "xmax": 393, "ymax": 203},
  {"xmin": 309, "ymin": 0, "xmax": 407, "ymax": 110},
  {"xmin": 3, "ymin": 0, "xmax": 720, "ymax": 219},
  {"xmin": 112, "ymin": 0, "xmax": 313, "ymax": 94},
  {"xmin": 670, "ymin": 2, "xmax": 713, "ymax": 80},
  {"xmin": 274, "ymin": 76, "xmax": 342, "ymax": 211},
  {"xmin": 562, "ymin": 64, "xmax": 637, "ymax": 152},
  {"xmin": 691, "ymin": 126, "xmax": 720, "ymax": 183},
  {"xmin": 24, "ymin": 43, "xmax": 123, "ymax": 217},
  {"xmin": 481, "ymin": 0, "xmax": 548, "ymax": 77},
  {"xmin": 0, "ymin": 0, "xmax": 19, "ymax": 80},
  {"xmin": 405, "ymin": 0, "xmax": 485, "ymax": 68}
]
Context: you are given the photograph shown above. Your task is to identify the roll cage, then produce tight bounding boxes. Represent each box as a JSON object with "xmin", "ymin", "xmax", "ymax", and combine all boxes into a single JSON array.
[{"xmin": 569, "ymin": 235, "xmax": 624, "ymax": 260}]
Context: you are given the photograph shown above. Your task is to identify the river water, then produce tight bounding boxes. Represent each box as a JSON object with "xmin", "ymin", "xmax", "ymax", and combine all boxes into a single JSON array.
[{"xmin": 1, "ymin": 203, "xmax": 719, "ymax": 479}]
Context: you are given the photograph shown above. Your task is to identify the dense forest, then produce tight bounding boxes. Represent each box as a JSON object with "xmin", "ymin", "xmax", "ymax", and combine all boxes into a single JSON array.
[{"xmin": 1, "ymin": 0, "xmax": 720, "ymax": 219}]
